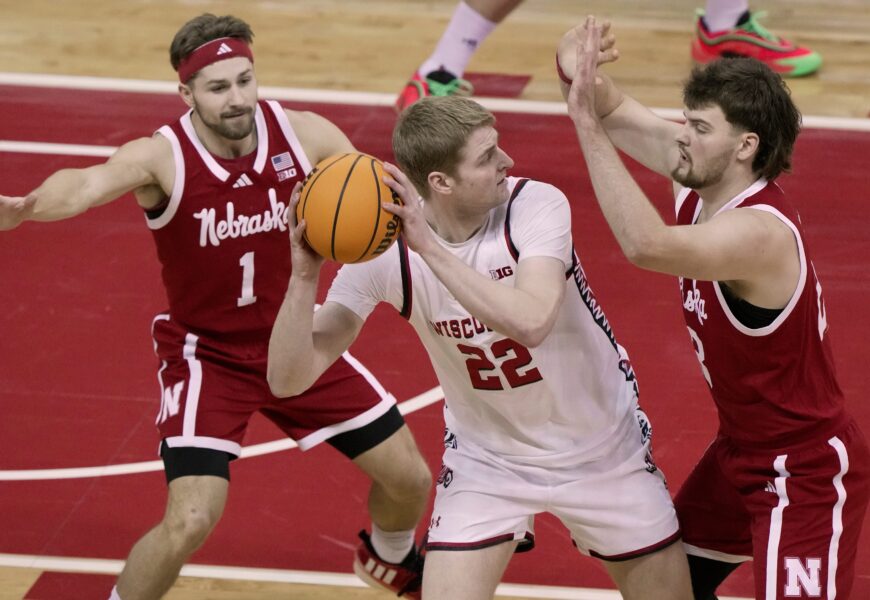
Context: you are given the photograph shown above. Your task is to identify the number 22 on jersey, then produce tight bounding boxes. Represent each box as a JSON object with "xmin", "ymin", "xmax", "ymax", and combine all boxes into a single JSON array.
[{"xmin": 458, "ymin": 338, "xmax": 543, "ymax": 391}]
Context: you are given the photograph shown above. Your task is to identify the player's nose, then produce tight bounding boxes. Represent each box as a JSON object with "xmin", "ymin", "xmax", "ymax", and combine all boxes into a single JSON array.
[{"xmin": 498, "ymin": 148, "xmax": 514, "ymax": 170}]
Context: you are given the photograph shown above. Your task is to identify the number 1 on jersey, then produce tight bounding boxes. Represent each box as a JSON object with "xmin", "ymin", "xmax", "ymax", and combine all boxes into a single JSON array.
[{"xmin": 237, "ymin": 251, "xmax": 257, "ymax": 307}]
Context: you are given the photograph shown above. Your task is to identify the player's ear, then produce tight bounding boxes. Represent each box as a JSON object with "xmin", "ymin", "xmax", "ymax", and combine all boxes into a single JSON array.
[
  {"xmin": 737, "ymin": 132, "xmax": 760, "ymax": 163},
  {"xmin": 427, "ymin": 171, "xmax": 453, "ymax": 196},
  {"xmin": 178, "ymin": 82, "xmax": 195, "ymax": 108}
]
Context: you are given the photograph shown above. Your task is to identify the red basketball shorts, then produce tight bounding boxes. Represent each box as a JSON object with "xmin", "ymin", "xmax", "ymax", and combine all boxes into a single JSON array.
[
  {"xmin": 150, "ymin": 314, "xmax": 397, "ymax": 456},
  {"xmin": 675, "ymin": 419, "xmax": 870, "ymax": 599}
]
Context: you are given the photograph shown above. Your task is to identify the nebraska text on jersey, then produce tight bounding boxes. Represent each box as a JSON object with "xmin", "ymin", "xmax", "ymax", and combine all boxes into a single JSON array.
[{"xmin": 193, "ymin": 189, "xmax": 289, "ymax": 247}]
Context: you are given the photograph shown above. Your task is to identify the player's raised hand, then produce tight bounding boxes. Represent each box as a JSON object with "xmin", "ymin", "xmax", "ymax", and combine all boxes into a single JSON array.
[
  {"xmin": 287, "ymin": 182, "xmax": 325, "ymax": 280},
  {"xmin": 567, "ymin": 16, "xmax": 606, "ymax": 124},
  {"xmin": 0, "ymin": 194, "xmax": 36, "ymax": 230},
  {"xmin": 557, "ymin": 16, "xmax": 618, "ymax": 86},
  {"xmin": 597, "ymin": 20, "xmax": 619, "ymax": 66},
  {"xmin": 381, "ymin": 162, "xmax": 437, "ymax": 256}
]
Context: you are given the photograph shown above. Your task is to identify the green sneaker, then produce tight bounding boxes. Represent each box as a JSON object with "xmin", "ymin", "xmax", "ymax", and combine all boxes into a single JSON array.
[
  {"xmin": 691, "ymin": 9, "xmax": 822, "ymax": 77},
  {"xmin": 395, "ymin": 69, "xmax": 474, "ymax": 112}
]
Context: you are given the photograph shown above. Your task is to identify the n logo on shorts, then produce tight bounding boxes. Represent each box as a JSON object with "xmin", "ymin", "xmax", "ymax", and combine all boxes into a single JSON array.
[
  {"xmin": 784, "ymin": 556, "xmax": 822, "ymax": 597},
  {"xmin": 157, "ymin": 381, "xmax": 184, "ymax": 425}
]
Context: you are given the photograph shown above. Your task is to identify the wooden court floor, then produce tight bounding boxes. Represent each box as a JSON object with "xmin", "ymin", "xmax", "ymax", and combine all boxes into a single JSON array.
[{"xmin": 2, "ymin": 0, "xmax": 869, "ymax": 118}]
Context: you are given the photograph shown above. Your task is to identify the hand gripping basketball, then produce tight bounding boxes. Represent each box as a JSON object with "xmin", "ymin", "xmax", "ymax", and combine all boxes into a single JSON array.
[{"xmin": 297, "ymin": 152, "xmax": 403, "ymax": 263}]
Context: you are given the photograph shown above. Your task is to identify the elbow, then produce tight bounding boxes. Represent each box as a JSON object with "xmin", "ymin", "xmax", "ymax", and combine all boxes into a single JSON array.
[
  {"xmin": 620, "ymin": 231, "xmax": 663, "ymax": 270},
  {"xmin": 512, "ymin": 320, "xmax": 555, "ymax": 349},
  {"xmin": 518, "ymin": 331, "xmax": 547, "ymax": 349},
  {"xmin": 622, "ymin": 243, "xmax": 649, "ymax": 268}
]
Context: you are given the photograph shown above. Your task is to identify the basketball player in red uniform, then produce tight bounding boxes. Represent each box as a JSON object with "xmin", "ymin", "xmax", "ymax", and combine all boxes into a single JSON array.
[
  {"xmin": 559, "ymin": 17, "xmax": 870, "ymax": 600},
  {"xmin": 0, "ymin": 14, "xmax": 430, "ymax": 600}
]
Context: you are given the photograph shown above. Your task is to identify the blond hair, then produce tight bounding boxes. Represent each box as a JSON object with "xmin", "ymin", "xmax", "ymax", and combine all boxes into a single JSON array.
[{"xmin": 392, "ymin": 96, "xmax": 495, "ymax": 196}]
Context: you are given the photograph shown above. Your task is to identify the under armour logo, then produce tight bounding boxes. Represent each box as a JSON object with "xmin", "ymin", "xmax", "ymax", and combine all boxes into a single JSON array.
[{"xmin": 216, "ymin": 43, "xmax": 233, "ymax": 55}]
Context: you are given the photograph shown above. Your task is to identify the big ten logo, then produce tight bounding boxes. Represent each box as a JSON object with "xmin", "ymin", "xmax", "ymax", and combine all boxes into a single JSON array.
[
  {"xmin": 373, "ymin": 214, "xmax": 401, "ymax": 256},
  {"xmin": 784, "ymin": 557, "xmax": 822, "ymax": 597},
  {"xmin": 489, "ymin": 265, "xmax": 514, "ymax": 281}
]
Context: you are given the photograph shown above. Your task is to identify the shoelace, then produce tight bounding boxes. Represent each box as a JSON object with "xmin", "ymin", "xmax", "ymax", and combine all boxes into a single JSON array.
[
  {"xmin": 425, "ymin": 76, "xmax": 473, "ymax": 97},
  {"xmin": 738, "ymin": 11, "xmax": 781, "ymax": 42}
]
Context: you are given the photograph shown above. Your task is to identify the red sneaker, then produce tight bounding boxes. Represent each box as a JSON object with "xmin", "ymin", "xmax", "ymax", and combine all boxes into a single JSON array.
[
  {"xmin": 394, "ymin": 69, "xmax": 474, "ymax": 112},
  {"xmin": 352, "ymin": 530, "xmax": 423, "ymax": 598},
  {"xmin": 691, "ymin": 10, "xmax": 822, "ymax": 77}
]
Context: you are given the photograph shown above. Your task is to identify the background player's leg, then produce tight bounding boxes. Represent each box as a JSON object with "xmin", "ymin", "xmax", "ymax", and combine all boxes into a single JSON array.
[
  {"xmin": 417, "ymin": 0, "xmax": 524, "ymax": 78},
  {"xmin": 352, "ymin": 424, "xmax": 431, "ymax": 533},
  {"xmin": 602, "ymin": 541, "xmax": 694, "ymax": 600},
  {"xmin": 687, "ymin": 554, "xmax": 741, "ymax": 600},
  {"xmin": 114, "ymin": 475, "xmax": 228, "ymax": 600},
  {"xmin": 395, "ymin": 0, "xmax": 525, "ymax": 111},
  {"xmin": 350, "ymin": 424, "xmax": 431, "ymax": 596},
  {"xmin": 422, "ymin": 541, "xmax": 517, "ymax": 600},
  {"xmin": 703, "ymin": 0, "xmax": 749, "ymax": 32}
]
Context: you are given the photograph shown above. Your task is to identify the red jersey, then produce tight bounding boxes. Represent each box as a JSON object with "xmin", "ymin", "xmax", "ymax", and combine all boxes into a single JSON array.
[
  {"xmin": 146, "ymin": 100, "xmax": 310, "ymax": 341},
  {"xmin": 675, "ymin": 179, "xmax": 846, "ymax": 448}
]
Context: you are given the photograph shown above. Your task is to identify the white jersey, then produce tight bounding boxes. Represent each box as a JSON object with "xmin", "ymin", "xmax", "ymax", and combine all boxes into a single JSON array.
[{"xmin": 328, "ymin": 178, "xmax": 639, "ymax": 467}]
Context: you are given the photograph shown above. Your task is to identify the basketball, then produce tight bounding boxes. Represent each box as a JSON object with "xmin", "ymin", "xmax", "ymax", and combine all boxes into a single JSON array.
[{"xmin": 297, "ymin": 152, "xmax": 403, "ymax": 263}]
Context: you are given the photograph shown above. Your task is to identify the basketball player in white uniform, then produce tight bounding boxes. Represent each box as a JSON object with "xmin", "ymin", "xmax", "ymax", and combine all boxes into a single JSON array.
[{"xmin": 268, "ymin": 96, "xmax": 693, "ymax": 599}]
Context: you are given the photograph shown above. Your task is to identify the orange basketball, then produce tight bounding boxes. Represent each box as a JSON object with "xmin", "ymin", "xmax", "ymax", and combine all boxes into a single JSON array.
[{"xmin": 297, "ymin": 152, "xmax": 403, "ymax": 263}]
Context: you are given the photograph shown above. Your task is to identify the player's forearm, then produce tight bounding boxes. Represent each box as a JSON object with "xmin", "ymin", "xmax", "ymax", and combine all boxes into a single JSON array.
[
  {"xmin": 575, "ymin": 117, "xmax": 669, "ymax": 268},
  {"xmin": 420, "ymin": 245, "xmax": 557, "ymax": 347},
  {"xmin": 28, "ymin": 169, "xmax": 101, "ymax": 222},
  {"xmin": 594, "ymin": 72, "xmax": 624, "ymax": 119},
  {"xmin": 267, "ymin": 275, "xmax": 322, "ymax": 397}
]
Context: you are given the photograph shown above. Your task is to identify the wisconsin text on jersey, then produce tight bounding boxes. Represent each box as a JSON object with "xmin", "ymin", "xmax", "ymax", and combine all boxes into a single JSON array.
[
  {"xmin": 429, "ymin": 315, "xmax": 494, "ymax": 339},
  {"xmin": 192, "ymin": 189, "xmax": 289, "ymax": 247}
]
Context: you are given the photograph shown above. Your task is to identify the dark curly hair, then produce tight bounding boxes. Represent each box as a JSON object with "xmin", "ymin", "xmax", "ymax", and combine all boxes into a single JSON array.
[{"xmin": 683, "ymin": 57, "xmax": 801, "ymax": 181}]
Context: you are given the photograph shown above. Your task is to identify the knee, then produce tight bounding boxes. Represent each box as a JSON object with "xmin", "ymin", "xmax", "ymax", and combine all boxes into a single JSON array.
[
  {"xmin": 162, "ymin": 504, "xmax": 222, "ymax": 553},
  {"xmin": 384, "ymin": 457, "xmax": 432, "ymax": 503}
]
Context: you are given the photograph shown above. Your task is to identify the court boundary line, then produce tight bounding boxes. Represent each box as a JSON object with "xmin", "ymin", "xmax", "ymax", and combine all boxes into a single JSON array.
[
  {"xmin": 1, "ymin": 72, "xmax": 869, "ymax": 132},
  {"xmin": 0, "ymin": 552, "xmax": 752, "ymax": 600},
  {"xmin": 0, "ymin": 387, "xmax": 444, "ymax": 481}
]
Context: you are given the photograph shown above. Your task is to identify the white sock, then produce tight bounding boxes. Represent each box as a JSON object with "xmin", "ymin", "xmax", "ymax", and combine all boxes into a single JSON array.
[
  {"xmin": 370, "ymin": 524, "xmax": 415, "ymax": 564},
  {"xmin": 108, "ymin": 586, "xmax": 122, "ymax": 600},
  {"xmin": 704, "ymin": 0, "xmax": 750, "ymax": 32},
  {"xmin": 419, "ymin": 1, "xmax": 497, "ymax": 77}
]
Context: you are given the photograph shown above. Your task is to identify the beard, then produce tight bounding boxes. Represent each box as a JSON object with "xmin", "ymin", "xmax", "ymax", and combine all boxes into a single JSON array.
[
  {"xmin": 195, "ymin": 105, "xmax": 255, "ymax": 141},
  {"xmin": 671, "ymin": 147, "xmax": 730, "ymax": 189}
]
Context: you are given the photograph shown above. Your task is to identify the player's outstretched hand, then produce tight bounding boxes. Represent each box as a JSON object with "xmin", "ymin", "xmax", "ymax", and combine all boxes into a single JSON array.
[
  {"xmin": 381, "ymin": 162, "xmax": 437, "ymax": 256},
  {"xmin": 287, "ymin": 182, "xmax": 325, "ymax": 280},
  {"xmin": 0, "ymin": 194, "xmax": 36, "ymax": 231},
  {"xmin": 567, "ymin": 16, "xmax": 606, "ymax": 125}
]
